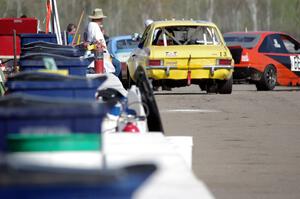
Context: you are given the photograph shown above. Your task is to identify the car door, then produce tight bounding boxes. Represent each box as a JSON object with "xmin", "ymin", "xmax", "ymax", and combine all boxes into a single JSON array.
[
  {"xmin": 280, "ymin": 34, "xmax": 300, "ymax": 78},
  {"xmin": 258, "ymin": 34, "xmax": 291, "ymax": 80},
  {"xmin": 128, "ymin": 26, "xmax": 151, "ymax": 79}
]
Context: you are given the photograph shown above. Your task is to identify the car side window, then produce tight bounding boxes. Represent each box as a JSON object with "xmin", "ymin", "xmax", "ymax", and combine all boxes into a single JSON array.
[
  {"xmin": 127, "ymin": 39, "xmax": 139, "ymax": 49},
  {"xmin": 280, "ymin": 35, "xmax": 300, "ymax": 54},
  {"xmin": 259, "ymin": 34, "xmax": 287, "ymax": 54},
  {"xmin": 116, "ymin": 40, "xmax": 127, "ymax": 50},
  {"xmin": 138, "ymin": 26, "xmax": 151, "ymax": 49},
  {"xmin": 152, "ymin": 29, "xmax": 163, "ymax": 45}
]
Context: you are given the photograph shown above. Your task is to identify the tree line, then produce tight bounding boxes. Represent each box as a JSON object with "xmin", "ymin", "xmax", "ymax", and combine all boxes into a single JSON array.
[{"xmin": 0, "ymin": 0, "xmax": 299, "ymax": 40}]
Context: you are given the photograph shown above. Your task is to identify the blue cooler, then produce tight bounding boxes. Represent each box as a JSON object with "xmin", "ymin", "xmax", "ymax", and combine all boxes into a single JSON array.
[
  {"xmin": 6, "ymin": 72, "xmax": 106, "ymax": 99},
  {"xmin": 0, "ymin": 94, "xmax": 112, "ymax": 151},
  {"xmin": 0, "ymin": 164, "xmax": 156, "ymax": 199},
  {"xmin": 23, "ymin": 41, "xmax": 68, "ymax": 48},
  {"xmin": 19, "ymin": 33, "xmax": 57, "ymax": 47},
  {"xmin": 19, "ymin": 53, "xmax": 92, "ymax": 76},
  {"xmin": 21, "ymin": 42, "xmax": 86, "ymax": 57},
  {"xmin": 21, "ymin": 45, "xmax": 86, "ymax": 57}
]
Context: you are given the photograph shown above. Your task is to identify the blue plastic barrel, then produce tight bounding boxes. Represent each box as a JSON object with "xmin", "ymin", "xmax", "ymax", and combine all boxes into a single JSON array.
[
  {"xmin": 21, "ymin": 42, "xmax": 86, "ymax": 57},
  {"xmin": 21, "ymin": 46, "xmax": 86, "ymax": 57},
  {"xmin": 0, "ymin": 94, "xmax": 112, "ymax": 151},
  {"xmin": 0, "ymin": 164, "xmax": 156, "ymax": 199},
  {"xmin": 6, "ymin": 72, "xmax": 107, "ymax": 99},
  {"xmin": 19, "ymin": 53, "xmax": 92, "ymax": 76},
  {"xmin": 22, "ymin": 41, "xmax": 69, "ymax": 48},
  {"xmin": 19, "ymin": 33, "xmax": 57, "ymax": 47}
]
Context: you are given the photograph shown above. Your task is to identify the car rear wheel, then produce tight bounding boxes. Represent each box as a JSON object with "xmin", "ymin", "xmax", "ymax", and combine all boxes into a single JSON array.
[
  {"xmin": 199, "ymin": 83, "xmax": 206, "ymax": 91},
  {"xmin": 206, "ymin": 81, "xmax": 218, "ymax": 94},
  {"xmin": 255, "ymin": 65, "xmax": 277, "ymax": 91},
  {"xmin": 217, "ymin": 76, "xmax": 233, "ymax": 94}
]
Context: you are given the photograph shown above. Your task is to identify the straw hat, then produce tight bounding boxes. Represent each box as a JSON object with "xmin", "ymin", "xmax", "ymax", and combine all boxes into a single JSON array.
[{"xmin": 89, "ymin": 8, "xmax": 107, "ymax": 19}]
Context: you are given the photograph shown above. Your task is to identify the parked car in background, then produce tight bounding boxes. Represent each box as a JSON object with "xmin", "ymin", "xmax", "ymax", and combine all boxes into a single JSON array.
[
  {"xmin": 127, "ymin": 20, "xmax": 234, "ymax": 94},
  {"xmin": 107, "ymin": 35, "xmax": 139, "ymax": 84},
  {"xmin": 224, "ymin": 31, "xmax": 300, "ymax": 90}
]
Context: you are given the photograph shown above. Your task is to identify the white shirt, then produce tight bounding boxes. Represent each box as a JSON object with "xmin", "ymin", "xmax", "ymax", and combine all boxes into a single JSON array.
[
  {"xmin": 86, "ymin": 22, "xmax": 107, "ymax": 47},
  {"xmin": 85, "ymin": 22, "xmax": 115, "ymax": 73}
]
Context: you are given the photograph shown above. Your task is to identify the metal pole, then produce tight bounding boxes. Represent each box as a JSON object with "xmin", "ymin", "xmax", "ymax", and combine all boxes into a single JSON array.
[
  {"xmin": 50, "ymin": 0, "xmax": 54, "ymax": 33},
  {"xmin": 13, "ymin": 29, "xmax": 18, "ymax": 73},
  {"xmin": 52, "ymin": 0, "xmax": 62, "ymax": 45},
  {"xmin": 72, "ymin": 9, "xmax": 85, "ymax": 45},
  {"xmin": 63, "ymin": 31, "xmax": 67, "ymax": 45}
]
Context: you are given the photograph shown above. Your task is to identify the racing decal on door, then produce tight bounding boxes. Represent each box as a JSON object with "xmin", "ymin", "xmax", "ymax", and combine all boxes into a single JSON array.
[
  {"xmin": 266, "ymin": 55, "xmax": 300, "ymax": 77},
  {"xmin": 290, "ymin": 55, "xmax": 300, "ymax": 72}
]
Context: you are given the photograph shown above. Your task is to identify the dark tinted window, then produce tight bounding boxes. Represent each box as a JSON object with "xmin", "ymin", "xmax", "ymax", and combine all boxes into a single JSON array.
[
  {"xmin": 280, "ymin": 35, "xmax": 300, "ymax": 54},
  {"xmin": 116, "ymin": 40, "xmax": 127, "ymax": 49},
  {"xmin": 127, "ymin": 40, "xmax": 139, "ymax": 49},
  {"xmin": 225, "ymin": 37, "xmax": 255, "ymax": 42},
  {"xmin": 152, "ymin": 26, "xmax": 221, "ymax": 46},
  {"xmin": 116, "ymin": 39, "xmax": 139, "ymax": 50},
  {"xmin": 258, "ymin": 34, "xmax": 287, "ymax": 53},
  {"xmin": 224, "ymin": 34, "xmax": 260, "ymax": 48}
]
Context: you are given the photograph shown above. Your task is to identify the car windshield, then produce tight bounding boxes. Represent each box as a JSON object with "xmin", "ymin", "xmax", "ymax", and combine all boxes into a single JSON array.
[
  {"xmin": 116, "ymin": 39, "xmax": 139, "ymax": 50},
  {"xmin": 224, "ymin": 34, "xmax": 261, "ymax": 48},
  {"xmin": 152, "ymin": 25, "xmax": 221, "ymax": 46}
]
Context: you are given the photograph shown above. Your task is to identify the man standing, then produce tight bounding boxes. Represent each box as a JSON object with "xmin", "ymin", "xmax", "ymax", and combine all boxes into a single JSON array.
[
  {"xmin": 85, "ymin": 8, "xmax": 116, "ymax": 74},
  {"xmin": 86, "ymin": 8, "xmax": 107, "ymax": 49}
]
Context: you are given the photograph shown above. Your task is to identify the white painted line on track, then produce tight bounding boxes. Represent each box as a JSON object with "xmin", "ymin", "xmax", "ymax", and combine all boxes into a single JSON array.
[{"xmin": 161, "ymin": 109, "xmax": 221, "ymax": 113}]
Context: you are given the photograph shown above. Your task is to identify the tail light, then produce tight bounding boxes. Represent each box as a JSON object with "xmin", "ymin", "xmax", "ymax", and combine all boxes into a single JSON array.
[
  {"xmin": 148, "ymin": 59, "xmax": 162, "ymax": 66},
  {"xmin": 218, "ymin": 59, "xmax": 231, "ymax": 65},
  {"xmin": 241, "ymin": 52, "xmax": 249, "ymax": 62}
]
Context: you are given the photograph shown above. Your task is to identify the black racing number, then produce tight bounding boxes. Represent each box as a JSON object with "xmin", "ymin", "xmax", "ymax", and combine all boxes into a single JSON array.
[
  {"xmin": 220, "ymin": 52, "xmax": 227, "ymax": 57},
  {"xmin": 295, "ymin": 55, "xmax": 300, "ymax": 69}
]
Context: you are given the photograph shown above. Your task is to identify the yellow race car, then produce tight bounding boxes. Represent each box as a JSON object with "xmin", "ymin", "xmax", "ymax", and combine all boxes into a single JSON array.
[{"xmin": 127, "ymin": 20, "xmax": 234, "ymax": 94}]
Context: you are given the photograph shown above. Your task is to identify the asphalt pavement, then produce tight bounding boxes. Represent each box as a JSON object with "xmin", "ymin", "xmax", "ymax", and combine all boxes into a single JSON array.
[{"xmin": 155, "ymin": 84, "xmax": 300, "ymax": 199}]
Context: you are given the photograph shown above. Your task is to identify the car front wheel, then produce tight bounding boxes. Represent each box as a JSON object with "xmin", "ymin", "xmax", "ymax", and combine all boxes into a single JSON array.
[{"xmin": 255, "ymin": 65, "xmax": 277, "ymax": 91}]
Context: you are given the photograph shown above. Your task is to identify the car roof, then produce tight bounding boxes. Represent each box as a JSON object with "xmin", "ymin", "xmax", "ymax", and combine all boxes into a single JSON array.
[
  {"xmin": 224, "ymin": 31, "xmax": 287, "ymax": 36},
  {"xmin": 150, "ymin": 20, "xmax": 217, "ymax": 28},
  {"xmin": 109, "ymin": 35, "xmax": 132, "ymax": 41}
]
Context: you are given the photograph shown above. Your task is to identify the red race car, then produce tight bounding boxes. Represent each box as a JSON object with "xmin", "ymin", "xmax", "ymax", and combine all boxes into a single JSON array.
[{"xmin": 224, "ymin": 31, "xmax": 300, "ymax": 90}]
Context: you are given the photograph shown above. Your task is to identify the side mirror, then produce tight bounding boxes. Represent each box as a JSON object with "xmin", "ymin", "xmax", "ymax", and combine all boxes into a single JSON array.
[{"xmin": 132, "ymin": 33, "xmax": 141, "ymax": 41}]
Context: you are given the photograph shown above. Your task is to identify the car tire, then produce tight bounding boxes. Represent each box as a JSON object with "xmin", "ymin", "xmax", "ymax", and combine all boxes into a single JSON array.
[
  {"xmin": 134, "ymin": 66, "xmax": 164, "ymax": 132},
  {"xmin": 127, "ymin": 68, "xmax": 135, "ymax": 89},
  {"xmin": 206, "ymin": 82, "xmax": 218, "ymax": 94},
  {"xmin": 199, "ymin": 83, "xmax": 206, "ymax": 91},
  {"xmin": 217, "ymin": 76, "xmax": 233, "ymax": 94},
  {"xmin": 120, "ymin": 71, "xmax": 128, "ymax": 89},
  {"xmin": 255, "ymin": 65, "xmax": 277, "ymax": 91}
]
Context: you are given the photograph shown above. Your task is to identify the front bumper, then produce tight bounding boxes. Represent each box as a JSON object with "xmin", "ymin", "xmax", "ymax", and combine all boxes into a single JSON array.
[{"xmin": 145, "ymin": 65, "xmax": 234, "ymax": 80}]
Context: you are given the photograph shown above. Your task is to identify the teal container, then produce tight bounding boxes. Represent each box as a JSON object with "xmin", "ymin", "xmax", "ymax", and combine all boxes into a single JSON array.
[{"xmin": 7, "ymin": 133, "xmax": 101, "ymax": 152}]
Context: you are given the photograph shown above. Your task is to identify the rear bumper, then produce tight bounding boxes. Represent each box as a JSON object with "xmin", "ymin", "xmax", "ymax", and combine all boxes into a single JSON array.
[
  {"xmin": 233, "ymin": 66, "xmax": 262, "ymax": 81},
  {"xmin": 145, "ymin": 65, "xmax": 233, "ymax": 80}
]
